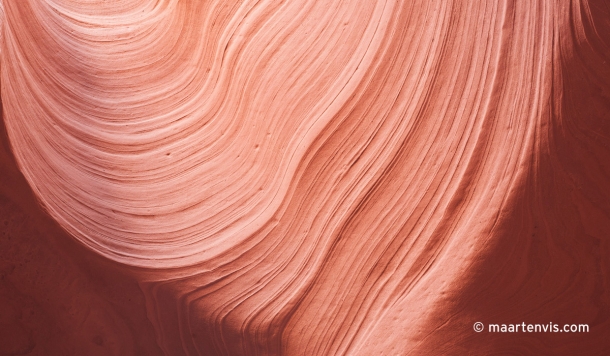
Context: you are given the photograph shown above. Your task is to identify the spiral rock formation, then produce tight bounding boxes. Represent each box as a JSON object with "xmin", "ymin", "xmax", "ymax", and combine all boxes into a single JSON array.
[{"xmin": 1, "ymin": 0, "xmax": 609, "ymax": 355}]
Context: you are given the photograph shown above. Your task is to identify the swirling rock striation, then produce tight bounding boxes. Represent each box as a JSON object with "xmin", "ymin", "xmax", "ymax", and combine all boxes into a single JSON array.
[{"xmin": 1, "ymin": 0, "xmax": 609, "ymax": 355}]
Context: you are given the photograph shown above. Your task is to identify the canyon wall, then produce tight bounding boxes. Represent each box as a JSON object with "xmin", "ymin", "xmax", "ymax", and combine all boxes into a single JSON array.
[{"xmin": 1, "ymin": 0, "xmax": 609, "ymax": 354}]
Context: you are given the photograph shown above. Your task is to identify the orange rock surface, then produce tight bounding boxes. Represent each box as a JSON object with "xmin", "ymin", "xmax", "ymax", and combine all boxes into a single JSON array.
[{"xmin": 1, "ymin": 0, "xmax": 609, "ymax": 354}]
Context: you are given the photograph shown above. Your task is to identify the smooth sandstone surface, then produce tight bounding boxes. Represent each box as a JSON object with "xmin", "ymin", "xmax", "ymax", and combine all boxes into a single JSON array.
[{"xmin": 1, "ymin": 0, "xmax": 609, "ymax": 355}]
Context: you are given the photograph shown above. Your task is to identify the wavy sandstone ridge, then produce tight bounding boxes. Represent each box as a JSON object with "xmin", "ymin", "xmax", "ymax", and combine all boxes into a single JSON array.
[{"xmin": 1, "ymin": 0, "xmax": 609, "ymax": 355}]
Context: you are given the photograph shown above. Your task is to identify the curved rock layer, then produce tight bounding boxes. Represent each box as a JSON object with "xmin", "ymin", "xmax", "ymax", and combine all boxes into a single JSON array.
[{"xmin": 1, "ymin": 0, "xmax": 609, "ymax": 355}]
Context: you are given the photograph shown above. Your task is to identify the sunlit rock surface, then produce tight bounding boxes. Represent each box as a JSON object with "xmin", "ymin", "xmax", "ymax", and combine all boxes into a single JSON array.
[{"xmin": 1, "ymin": 0, "xmax": 609, "ymax": 354}]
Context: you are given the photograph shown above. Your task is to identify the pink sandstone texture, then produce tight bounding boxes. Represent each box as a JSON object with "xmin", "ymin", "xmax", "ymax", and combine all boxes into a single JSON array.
[{"xmin": 0, "ymin": 0, "xmax": 609, "ymax": 354}]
